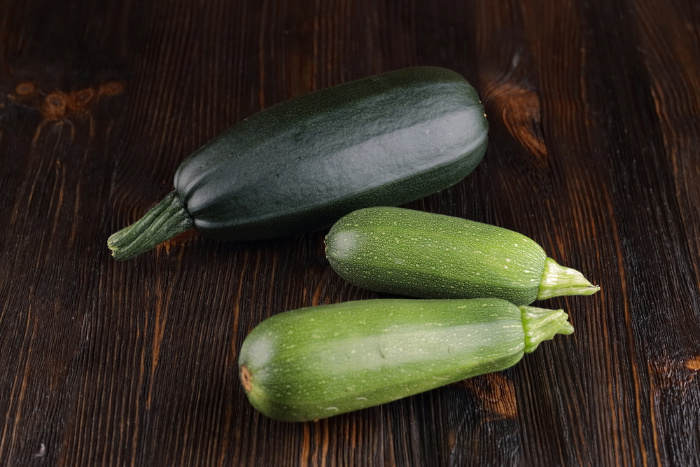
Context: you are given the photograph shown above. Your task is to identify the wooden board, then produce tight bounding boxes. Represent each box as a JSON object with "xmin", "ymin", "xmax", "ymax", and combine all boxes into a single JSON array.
[{"xmin": 1, "ymin": 0, "xmax": 699, "ymax": 465}]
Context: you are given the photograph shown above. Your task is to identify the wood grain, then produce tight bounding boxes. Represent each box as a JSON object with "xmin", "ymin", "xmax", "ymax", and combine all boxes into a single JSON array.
[{"xmin": 1, "ymin": 0, "xmax": 699, "ymax": 465}]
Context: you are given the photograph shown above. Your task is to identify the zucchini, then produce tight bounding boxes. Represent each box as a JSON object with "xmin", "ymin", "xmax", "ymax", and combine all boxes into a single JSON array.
[
  {"xmin": 238, "ymin": 297, "xmax": 573, "ymax": 422},
  {"xmin": 108, "ymin": 67, "xmax": 488, "ymax": 260},
  {"xmin": 325, "ymin": 207, "xmax": 599, "ymax": 305}
]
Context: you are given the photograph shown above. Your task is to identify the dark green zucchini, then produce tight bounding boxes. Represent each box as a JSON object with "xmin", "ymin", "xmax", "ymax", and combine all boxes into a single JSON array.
[
  {"xmin": 238, "ymin": 297, "xmax": 573, "ymax": 422},
  {"xmin": 108, "ymin": 67, "xmax": 488, "ymax": 260},
  {"xmin": 325, "ymin": 207, "xmax": 599, "ymax": 305}
]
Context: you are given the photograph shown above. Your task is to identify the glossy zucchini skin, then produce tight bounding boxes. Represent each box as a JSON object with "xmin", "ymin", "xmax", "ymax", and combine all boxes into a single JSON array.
[
  {"xmin": 238, "ymin": 298, "xmax": 573, "ymax": 422},
  {"xmin": 325, "ymin": 207, "xmax": 599, "ymax": 305},
  {"xmin": 108, "ymin": 67, "xmax": 488, "ymax": 260},
  {"xmin": 175, "ymin": 66, "xmax": 487, "ymax": 240}
]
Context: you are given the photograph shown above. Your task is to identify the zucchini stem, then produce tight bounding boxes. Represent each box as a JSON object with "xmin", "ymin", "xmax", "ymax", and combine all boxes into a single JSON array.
[
  {"xmin": 520, "ymin": 305, "xmax": 574, "ymax": 353},
  {"xmin": 108, "ymin": 191, "xmax": 194, "ymax": 261},
  {"xmin": 537, "ymin": 257, "xmax": 600, "ymax": 301}
]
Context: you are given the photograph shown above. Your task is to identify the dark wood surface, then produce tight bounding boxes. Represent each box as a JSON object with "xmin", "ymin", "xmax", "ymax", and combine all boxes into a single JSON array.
[{"xmin": 1, "ymin": 0, "xmax": 699, "ymax": 465}]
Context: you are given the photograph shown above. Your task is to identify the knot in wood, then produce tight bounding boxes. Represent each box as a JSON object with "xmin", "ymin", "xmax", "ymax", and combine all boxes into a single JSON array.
[{"xmin": 43, "ymin": 92, "xmax": 67, "ymax": 120}]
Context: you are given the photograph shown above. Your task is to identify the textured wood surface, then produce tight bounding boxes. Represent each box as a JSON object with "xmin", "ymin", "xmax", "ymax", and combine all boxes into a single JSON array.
[{"xmin": 1, "ymin": 0, "xmax": 699, "ymax": 465}]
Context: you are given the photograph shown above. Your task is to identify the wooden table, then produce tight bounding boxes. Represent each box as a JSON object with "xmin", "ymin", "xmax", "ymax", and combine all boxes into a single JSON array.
[{"xmin": 1, "ymin": 0, "xmax": 699, "ymax": 465}]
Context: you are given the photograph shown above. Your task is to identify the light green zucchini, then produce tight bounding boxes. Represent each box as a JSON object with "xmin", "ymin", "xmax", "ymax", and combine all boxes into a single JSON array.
[
  {"xmin": 238, "ymin": 298, "xmax": 573, "ymax": 422},
  {"xmin": 324, "ymin": 207, "xmax": 599, "ymax": 305}
]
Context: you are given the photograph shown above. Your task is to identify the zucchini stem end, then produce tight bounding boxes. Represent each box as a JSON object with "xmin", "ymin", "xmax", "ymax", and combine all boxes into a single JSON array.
[
  {"xmin": 537, "ymin": 257, "xmax": 600, "ymax": 301},
  {"xmin": 108, "ymin": 191, "xmax": 194, "ymax": 261},
  {"xmin": 520, "ymin": 305, "xmax": 574, "ymax": 353}
]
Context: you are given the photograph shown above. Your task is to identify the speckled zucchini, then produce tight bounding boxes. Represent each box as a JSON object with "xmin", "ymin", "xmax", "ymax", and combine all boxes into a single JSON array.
[
  {"xmin": 107, "ymin": 67, "xmax": 488, "ymax": 260},
  {"xmin": 238, "ymin": 297, "xmax": 573, "ymax": 422},
  {"xmin": 324, "ymin": 207, "xmax": 599, "ymax": 305}
]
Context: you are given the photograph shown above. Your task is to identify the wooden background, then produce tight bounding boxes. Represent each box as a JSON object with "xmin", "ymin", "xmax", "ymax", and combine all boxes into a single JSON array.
[{"xmin": 1, "ymin": 0, "xmax": 699, "ymax": 465}]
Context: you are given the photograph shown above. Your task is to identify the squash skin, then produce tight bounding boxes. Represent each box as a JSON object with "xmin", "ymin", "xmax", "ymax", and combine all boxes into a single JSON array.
[
  {"xmin": 173, "ymin": 66, "xmax": 488, "ymax": 240},
  {"xmin": 325, "ymin": 207, "xmax": 600, "ymax": 305},
  {"xmin": 325, "ymin": 207, "xmax": 545, "ymax": 305},
  {"xmin": 238, "ymin": 298, "xmax": 573, "ymax": 422}
]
